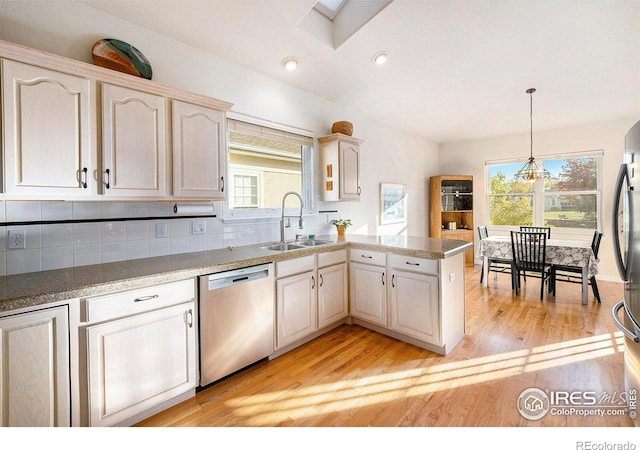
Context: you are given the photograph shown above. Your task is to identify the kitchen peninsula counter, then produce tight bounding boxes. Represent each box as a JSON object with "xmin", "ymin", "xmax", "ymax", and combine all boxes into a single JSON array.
[{"xmin": 0, "ymin": 234, "xmax": 471, "ymax": 313}]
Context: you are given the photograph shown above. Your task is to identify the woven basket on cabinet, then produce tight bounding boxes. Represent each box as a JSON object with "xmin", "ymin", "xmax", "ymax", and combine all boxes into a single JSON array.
[{"xmin": 331, "ymin": 121, "xmax": 353, "ymax": 136}]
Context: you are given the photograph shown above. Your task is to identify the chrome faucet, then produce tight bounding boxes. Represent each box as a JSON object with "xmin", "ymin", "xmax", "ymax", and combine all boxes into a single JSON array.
[{"xmin": 281, "ymin": 191, "xmax": 304, "ymax": 243}]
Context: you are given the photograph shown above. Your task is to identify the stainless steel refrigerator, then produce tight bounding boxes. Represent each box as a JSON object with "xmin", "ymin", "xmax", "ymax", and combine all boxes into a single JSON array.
[{"xmin": 612, "ymin": 119, "xmax": 640, "ymax": 425}]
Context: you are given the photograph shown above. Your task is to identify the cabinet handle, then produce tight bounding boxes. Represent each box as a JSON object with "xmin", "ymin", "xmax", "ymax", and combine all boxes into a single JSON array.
[
  {"xmin": 382, "ymin": 272, "xmax": 385, "ymax": 286},
  {"xmin": 186, "ymin": 309, "xmax": 194, "ymax": 328},
  {"xmin": 105, "ymin": 168, "xmax": 111, "ymax": 189},
  {"xmin": 361, "ymin": 254, "xmax": 372, "ymax": 259},
  {"xmin": 319, "ymin": 273, "xmax": 324, "ymax": 287},
  {"xmin": 405, "ymin": 261, "xmax": 420, "ymax": 266},
  {"xmin": 81, "ymin": 167, "xmax": 88, "ymax": 188},
  {"xmin": 133, "ymin": 294, "xmax": 159, "ymax": 302},
  {"xmin": 312, "ymin": 275, "xmax": 315, "ymax": 289},
  {"xmin": 221, "ymin": 176, "xmax": 224, "ymax": 192},
  {"xmin": 357, "ymin": 186, "xmax": 361, "ymax": 195},
  {"xmin": 392, "ymin": 274, "xmax": 395, "ymax": 288}
]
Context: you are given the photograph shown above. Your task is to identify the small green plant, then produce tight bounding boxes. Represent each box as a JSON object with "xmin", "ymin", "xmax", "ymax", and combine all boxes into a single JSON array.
[{"xmin": 331, "ymin": 218, "xmax": 352, "ymax": 228}]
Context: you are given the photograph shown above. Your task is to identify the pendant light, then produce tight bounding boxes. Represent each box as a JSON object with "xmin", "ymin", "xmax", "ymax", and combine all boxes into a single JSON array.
[{"xmin": 515, "ymin": 88, "xmax": 549, "ymax": 181}]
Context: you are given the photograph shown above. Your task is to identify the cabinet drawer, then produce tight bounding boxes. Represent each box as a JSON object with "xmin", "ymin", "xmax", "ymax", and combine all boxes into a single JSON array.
[
  {"xmin": 84, "ymin": 278, "xmax": 195, "ymax": 323},
  {"xmin": 388, "ymin": 253, "xmax": 439, "ymax": 275},
  {"xmin": 349, "ymin": 248, "xmax": 386, "ymax": 266},
  {"xmin": 317, "ymin": 249, "xmax": 347, "ymax": 268},
  {"xmin": 276, "ymin": 255, "xmax": 315, "ymax": 278}
]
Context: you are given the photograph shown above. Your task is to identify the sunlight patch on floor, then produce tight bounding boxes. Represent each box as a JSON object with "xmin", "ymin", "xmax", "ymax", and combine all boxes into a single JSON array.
[{"xmin": 224, "ymin": 332, "xmax": 624, "ymax": 425}]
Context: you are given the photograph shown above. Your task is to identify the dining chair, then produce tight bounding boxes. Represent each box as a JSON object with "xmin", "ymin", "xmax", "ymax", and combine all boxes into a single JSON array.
[
  {"xmin": 550, "ymin": 230, "xmax": 603, "ymax": 303},
  {"xmin": 510, "ymin": 231, "xmax": 552, "ymax": 300},
  {"xmin": 478, "ymin": 226, "xmax": 515, "ymax": 288},
  {"xmin": 519, "ymin": 226, "xmax": 551, "ymax": 238}
]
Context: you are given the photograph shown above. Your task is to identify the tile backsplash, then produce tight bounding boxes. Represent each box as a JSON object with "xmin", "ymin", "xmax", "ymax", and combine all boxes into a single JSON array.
[{"xmin": 0, "ymin": 201, "xmax": 329, "ymax": 276}]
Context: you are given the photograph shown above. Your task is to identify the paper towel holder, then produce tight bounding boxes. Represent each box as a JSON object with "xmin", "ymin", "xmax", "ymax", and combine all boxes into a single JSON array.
[{"xmin": 173, "ymin": 202, "xmax": 215, "ymax": 215}]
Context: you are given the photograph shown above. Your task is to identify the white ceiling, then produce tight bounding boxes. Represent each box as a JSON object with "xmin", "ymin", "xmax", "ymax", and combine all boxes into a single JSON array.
[{"xmin": 82, "ymin": 0, "xmax": 640, "ymax": 143}]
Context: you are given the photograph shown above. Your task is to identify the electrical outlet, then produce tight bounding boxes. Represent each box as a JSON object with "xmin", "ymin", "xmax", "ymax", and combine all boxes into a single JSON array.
[
  {"xmin": 156, "ymin": 223, "xmax": 168, "ymax": 239},
  {"xmin": 8, "ymin": 230, "xmax": 26, "ymax": 249},
  {"xmin": 192, "ymin": 220, "xmax": 206, "ymax": 235}
]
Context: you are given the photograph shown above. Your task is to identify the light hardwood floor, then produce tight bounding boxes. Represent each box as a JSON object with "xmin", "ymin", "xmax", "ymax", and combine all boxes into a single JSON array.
[{"xmin": 136, "ymin": 265, "xmax": 634, "ymax": 427}]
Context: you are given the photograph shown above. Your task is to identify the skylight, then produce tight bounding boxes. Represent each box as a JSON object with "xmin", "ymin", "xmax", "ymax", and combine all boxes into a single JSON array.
[{"xmin": 313, "ymin": 0, "xmax": 347, "ymax": 21}]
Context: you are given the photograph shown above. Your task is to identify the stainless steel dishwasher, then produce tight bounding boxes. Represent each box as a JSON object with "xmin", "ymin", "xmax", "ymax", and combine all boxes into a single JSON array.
[{"xmin": 198, "ymin": 263, "xmax": 274, "ymax": 387}]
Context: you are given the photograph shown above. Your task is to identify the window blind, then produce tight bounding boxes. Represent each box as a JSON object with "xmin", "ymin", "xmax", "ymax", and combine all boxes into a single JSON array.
[{"xmin": 227, "ymin": 117, "xmax": 313, "ymax": 147}]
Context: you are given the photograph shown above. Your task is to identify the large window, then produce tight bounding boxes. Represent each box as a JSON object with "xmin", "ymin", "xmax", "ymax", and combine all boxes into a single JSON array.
[
  {"xmin": 224, "ymin": 115, "xmax": 314, "ymax": 219},
  {"xmin": 487, "ymin": 153, "xmax": 602, "ymax": 230}
]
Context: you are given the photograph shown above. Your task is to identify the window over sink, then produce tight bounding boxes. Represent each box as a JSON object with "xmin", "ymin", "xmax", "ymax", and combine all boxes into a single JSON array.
[{"xmin": 223, "ymin": 114, "xmax": 314, "ymax": 220}]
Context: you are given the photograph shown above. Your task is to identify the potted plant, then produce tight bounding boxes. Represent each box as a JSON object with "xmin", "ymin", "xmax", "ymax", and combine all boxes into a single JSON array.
[{"xmin": 331, "ymin": 218, "xmax": 352, "ymax": 236}]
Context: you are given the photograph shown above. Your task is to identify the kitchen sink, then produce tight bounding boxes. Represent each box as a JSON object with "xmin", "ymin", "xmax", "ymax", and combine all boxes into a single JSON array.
[
  {"xmin": 295, "ymin": 239, "xmax": 335, "ymax": 247},
  {"xmin": 262, "ymin": 243, "xmax": 306, "ymax": 252}
]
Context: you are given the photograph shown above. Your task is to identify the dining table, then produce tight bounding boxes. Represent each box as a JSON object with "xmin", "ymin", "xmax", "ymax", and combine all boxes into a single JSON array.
[{"xmin": 477, "ymin": 235, "xmax": 599, "ymax": 304}]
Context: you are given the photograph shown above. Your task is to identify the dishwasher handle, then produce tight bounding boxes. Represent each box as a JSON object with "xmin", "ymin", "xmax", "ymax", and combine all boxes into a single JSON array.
[{"xmin": 205, "ymin": 264, "xmax": 271, "ymax": 290}]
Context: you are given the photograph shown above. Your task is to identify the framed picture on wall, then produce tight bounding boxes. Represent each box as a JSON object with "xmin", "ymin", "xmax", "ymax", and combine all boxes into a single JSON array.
[{"xmin": 380, "ymin": 183, "xmax": 407, "ymax": 225}]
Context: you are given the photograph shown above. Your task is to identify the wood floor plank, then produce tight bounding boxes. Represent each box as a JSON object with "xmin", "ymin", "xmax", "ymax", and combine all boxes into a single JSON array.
[{"xmin": 135, "ymin": 266, "xmax": 633, "ymax": 427}]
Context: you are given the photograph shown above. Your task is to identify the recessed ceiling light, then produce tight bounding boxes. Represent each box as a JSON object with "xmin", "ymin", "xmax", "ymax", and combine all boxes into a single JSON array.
[
  {"xmin": 373, "ymin": 51, "xmax": 389, "ymax": 65},
  {"xmin": 282, "ymin": 57, "xmax": 298, "ymax": 71}
]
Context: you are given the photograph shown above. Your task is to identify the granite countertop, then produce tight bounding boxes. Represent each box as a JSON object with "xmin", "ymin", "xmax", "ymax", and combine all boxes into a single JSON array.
[{"xmin": 0, "ymin": 234, "xmax": 472, "ymax": 313}]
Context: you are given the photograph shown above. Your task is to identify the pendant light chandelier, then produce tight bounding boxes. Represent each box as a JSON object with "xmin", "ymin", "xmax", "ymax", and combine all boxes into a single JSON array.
[{"xmin": 515, "ymin": 88, "xmax": 550, "ymax": 181}]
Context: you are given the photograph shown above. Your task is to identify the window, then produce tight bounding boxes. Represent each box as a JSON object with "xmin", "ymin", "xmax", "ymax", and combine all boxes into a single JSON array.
[
  {"xmin": 224, "ymin": 115, "xmax": 314, "ymax": 220},
  {"xmin": 232, "ymin": 172, "xmax": 260, "ymax": 208},
  {"xmin": 487, "ymin": 153, "xmax": 602, "ymax": 230}
]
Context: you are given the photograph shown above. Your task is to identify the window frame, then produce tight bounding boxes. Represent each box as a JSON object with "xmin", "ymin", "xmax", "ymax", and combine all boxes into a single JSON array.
[
  {"xmin": 484, "ymin": 151, "xmax": 603, "ymax": 237},
  {"xmin": 222, "ymin": 112, "xmax": 315, "ymax": 223}
]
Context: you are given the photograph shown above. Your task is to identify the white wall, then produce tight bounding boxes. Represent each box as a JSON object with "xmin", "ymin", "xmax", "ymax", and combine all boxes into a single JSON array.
[
  {"xmin": 0, "ymin": 1, "xmax": 438, "ymax": 275},
  {"xmin": 440, "ymin": 117, "xmax": 639, "ymax": 281}
]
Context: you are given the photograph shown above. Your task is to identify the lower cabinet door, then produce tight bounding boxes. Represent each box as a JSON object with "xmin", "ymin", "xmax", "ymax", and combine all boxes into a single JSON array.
[
  {"xmin": 349, "ymin": 262, "xmax": 387, "ymax": 326},
  {"xmin": 0, "ymin": 306, "xmax": 70, "ymax": 427},
  {"xmin": 276, "ymin": 270, "xmax": 317, "ymax": 349},
  {"xmin": 389, "ymin": 270, "xmax": 440, "ymax": 344},
  {"xmin": 86, "ymin": 301, "xmax": 196, "ymax": 426},
  {"xmin": 318, "ymin": 263, "xmax": 348, "ymax": 328}
]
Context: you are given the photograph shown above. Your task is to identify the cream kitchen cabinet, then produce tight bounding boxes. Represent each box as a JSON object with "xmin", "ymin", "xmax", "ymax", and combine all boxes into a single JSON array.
[
  {"xmin": 0, "ymin": 305, "xmax": 70, "ymax": 427},
  {"xmin": 349, "ymin": 248, "xmax": 387, "ymax": 326},
  {"xmin": 275, "ymin": 255, "xmax": 317, "ymax": 349},
  {"xmin": 171, "ymin": 100, "xmax": 226, "ymax": 199},
  {"xmin": 83, "ymin": 279, "xmax": 197, "ymax": 427},
  {"xmin": 317, "ymin": 249, "xmax": 348, "ymax": 328},
  {"xmin": 100, "ymin": 83, "xmax": 168, "ymax": 198},
  {"xmin": 319, "ymin": 133, "xmax": 363, "ymax": 201},
  {"xmin": 1, "ymin": 59, "xmax": 96, "ymax": 198},
  {"xmin": 350, "ymin": 249, "xmax": 465, "ymax": 356},
  {"xmin": 1, "ymin": 40, "xmax": 234, "ymax": 201},
  {"xmin": 388, "ymin": 254, "xmax": 440, "ymax": 344},
  {"xmin": 275, "ymin": 249, "xmax": 348, "ymax": 351}
]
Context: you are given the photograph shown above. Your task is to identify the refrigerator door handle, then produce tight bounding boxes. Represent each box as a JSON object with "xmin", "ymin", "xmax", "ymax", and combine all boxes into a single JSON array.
[
  {"xmin": 612, "ymin": 300, "xmax": 640, "ymax": 343},
  {"xmin": 613, "ymin": 164, "xmax": 631, "ymax": 281}
]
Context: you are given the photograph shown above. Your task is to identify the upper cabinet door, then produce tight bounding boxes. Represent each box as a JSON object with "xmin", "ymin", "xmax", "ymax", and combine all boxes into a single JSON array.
[
  {"xmin": 101, "ymin": 83, "xmax": 167, "ymax": 198},
  {"xmin": 319, "ymin": 133, "xmax": 363, "ymax": 202},
  {"xmin": 339, "ymin": 141, "xmax": 360, "ymax": 200},
  {"xmin": 1, "ymin": 59, "xmax": 95, "ymax": 197},
  {"xmin": 171, "ymin": 100, "xmax": 226, "ymax": 199}
]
